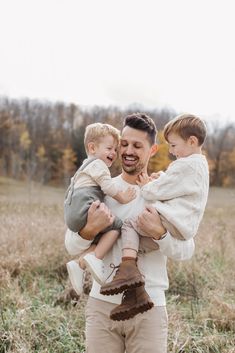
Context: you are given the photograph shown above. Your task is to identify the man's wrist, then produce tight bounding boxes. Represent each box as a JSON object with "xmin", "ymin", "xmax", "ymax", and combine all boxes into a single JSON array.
[
  {"xmin": 79, "ymin": 224, "xmax": 97, "ymax": 240},
  {"xmin": 157, "ymin": 232, "xmax": 168, "ymax": 240},
  {"xmin": 152, "ymin": 226, "xmax": 167, "ymax": 240}
]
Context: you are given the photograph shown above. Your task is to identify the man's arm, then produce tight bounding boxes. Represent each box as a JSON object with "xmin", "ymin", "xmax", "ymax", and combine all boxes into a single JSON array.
[
  {"xmin": 153, "ymin": 232, "xmax": 195, "ymax": 261},
  {"xmin": 136, "ymin": 206, "xmax": 195, "ymax": 261},
  {"xmin": 65, "ymin": 200, "xmax": 115, "ymax": 255}
]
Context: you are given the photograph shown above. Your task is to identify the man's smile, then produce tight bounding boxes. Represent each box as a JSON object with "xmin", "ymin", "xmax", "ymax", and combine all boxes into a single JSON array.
[{"xmin": 122, "ymin": 154, "xmax": 138, "ymax": 166}]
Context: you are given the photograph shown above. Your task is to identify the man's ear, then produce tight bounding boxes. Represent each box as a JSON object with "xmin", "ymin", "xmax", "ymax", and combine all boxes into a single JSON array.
[{"xmin": 150, "ymin": 144, "xmax": 158, "ymax": 157}]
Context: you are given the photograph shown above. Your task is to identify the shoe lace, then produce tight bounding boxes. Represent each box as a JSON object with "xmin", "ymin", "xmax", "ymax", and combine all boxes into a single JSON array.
[
  {"xmin": 104, "ymin": 263, "xmax": 120, "ymax": 282},
  {"xmin": 121, "ymin": 288, "xmax": 133, "ymax": 302}
]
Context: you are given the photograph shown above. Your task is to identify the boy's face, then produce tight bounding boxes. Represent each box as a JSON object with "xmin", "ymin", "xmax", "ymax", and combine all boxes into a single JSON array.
[
  {"xmin": 120, "ymin": 126, "xmax": 156, "ymax": 175},
  {"xmin": 167, "ymin": 132, "xmax": 198, "ymax": 159},
  {"xmin": 92, "ymin": 135, "xmax": 118, "ymax": 167}
]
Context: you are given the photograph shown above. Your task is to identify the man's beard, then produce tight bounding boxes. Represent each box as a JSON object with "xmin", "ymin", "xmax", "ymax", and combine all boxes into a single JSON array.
[{"xmin": 122, "ymin": 161, "xmax": 145, "ymax": 175}]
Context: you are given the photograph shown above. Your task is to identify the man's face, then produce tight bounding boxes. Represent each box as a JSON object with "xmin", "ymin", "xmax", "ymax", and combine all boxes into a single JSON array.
[{"xmin": 120, "ymin": 126, "xmax": 154, "ymax": 175}]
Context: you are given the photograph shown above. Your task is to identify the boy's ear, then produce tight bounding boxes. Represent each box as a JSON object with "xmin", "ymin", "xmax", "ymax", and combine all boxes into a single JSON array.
[
  {"xmin": 189, "ymin": 136, "xmax": 198, "ymax": 146},
  {"xmin": 87, "ymin": 142, "xmax": 96, "ymax": 154},
  {"xmin": 150, "ymin": 144, "xmax": 158, "ymax": 157}
]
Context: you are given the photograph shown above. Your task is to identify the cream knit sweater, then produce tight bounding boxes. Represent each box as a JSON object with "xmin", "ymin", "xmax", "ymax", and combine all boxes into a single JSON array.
[{"xmin": 141, "ymin": 154, "xmax": 209, "ymax": 240}]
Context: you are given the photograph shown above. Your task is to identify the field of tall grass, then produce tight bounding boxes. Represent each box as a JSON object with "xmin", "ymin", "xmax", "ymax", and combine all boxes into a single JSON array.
[{"xmin": 0, "ymin": 177, "xmax": 234, "ymax": 352}]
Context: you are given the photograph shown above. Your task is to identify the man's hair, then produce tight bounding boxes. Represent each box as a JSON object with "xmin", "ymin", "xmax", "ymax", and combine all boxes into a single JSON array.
[
  {"xmin": 123, "ymin": 113, "xmax": 157, "ymax": 145},
  {"xmin": 84, "ymin": 123, "xmax": 120, "ymax": 154},
  {"xmin": 163, "ymin": 113, "xmax": 207, "ymax": 146}
]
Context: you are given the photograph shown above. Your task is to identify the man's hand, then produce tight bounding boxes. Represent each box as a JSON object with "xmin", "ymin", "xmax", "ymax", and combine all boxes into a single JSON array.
[
  {"xmin": 136, "ymin": 206, "xmax": 166, "ymax": 240},
  {"xmin": 80, "ymin": 200, "xmax": 114, "ymax": 240}
]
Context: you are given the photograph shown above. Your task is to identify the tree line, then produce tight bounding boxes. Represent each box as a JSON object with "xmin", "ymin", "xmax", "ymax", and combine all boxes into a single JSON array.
[{"xmin": 0, "ymin": 96, "xmax": 235, "ymax": 187}]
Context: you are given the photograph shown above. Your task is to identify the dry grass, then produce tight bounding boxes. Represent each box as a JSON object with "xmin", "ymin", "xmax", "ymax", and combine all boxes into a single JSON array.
[
  {"xmin": 0, "ymin": 177, "xmax": 235, "ymax": 352},
  {"xmin": 167, "ymin": 187, "xmax": 235, "ymax": 352}
]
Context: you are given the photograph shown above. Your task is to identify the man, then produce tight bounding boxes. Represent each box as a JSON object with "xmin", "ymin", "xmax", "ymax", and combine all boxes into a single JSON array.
[{"xmin": 65, "ymin": 113, "xmax": 195, "ymax": 353}]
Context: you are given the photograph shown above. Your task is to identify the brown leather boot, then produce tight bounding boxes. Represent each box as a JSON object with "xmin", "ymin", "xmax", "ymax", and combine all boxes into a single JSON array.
[
  {"xmin": 100, "ymin": 258, "xmax": 144, "ymax": 296},
  {"xmin": 110, "ymin": 285, "xmax": 154, "ymax": 321}
]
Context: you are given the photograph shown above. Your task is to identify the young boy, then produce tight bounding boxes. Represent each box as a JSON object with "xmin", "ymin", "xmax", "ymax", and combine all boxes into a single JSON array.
[
  {"xmin": 100, "ymin": 113, "xmax": 209, "ymax": 321},
  {"xmin": 64, "ymin": 123, "xmax": 136, "ymax": 296}
]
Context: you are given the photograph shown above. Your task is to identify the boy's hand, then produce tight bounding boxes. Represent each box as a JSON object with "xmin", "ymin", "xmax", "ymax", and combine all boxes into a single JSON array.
[
  {"xmin": 114, "ymin": 187, "xmax": 136, "ymax": 204},
  {"xmin": 136, "ymin": 172, "xmax": 152, "ymax": 187},
  {"xmin": 80, "ymin": 200, "xmax": 114, "ymax": 240},
  {"xmin": 150, "ymin": 171, "xmax": 162, "ymax": 179}
]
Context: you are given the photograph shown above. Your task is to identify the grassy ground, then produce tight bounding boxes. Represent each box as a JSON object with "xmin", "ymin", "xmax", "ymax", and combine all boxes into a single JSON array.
[{"xmin": 0, "ymin": 177, "xmax": 234, "ymax": 352}]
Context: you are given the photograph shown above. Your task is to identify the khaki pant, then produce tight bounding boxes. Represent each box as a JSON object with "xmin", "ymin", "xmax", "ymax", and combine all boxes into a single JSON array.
[{"xmin": 85, "ymin": 297, "xmax": 168, "ymax": 353}]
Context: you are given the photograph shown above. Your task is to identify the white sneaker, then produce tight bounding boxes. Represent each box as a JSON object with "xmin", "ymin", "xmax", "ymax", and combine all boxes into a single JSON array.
[
  {"xmin": 83, "ymin": 253, "xmax": 105, "ymax": 285},
  {"xmin": 66, "ymin": 260, "xmax": 84, "ymax": 296}
]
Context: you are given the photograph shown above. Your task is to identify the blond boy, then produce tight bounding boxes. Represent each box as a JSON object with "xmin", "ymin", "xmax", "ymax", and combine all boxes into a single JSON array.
[{"xmin": 64, "ymin": 123, "xmax": 136, "ymax": 295}]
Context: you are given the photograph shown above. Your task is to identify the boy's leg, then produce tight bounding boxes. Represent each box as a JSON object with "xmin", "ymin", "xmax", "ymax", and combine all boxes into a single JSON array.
[
  {"xmin": 100, "ymin": 219, "xmax": 144, "ymax": 296},
  {"xmin": 67, "ymin": 244, "xmax": 96, "ymax": 295},
  {"xmin": 129, "ymin": 217, "xmax": 160, "ymax": 252},
  {"xmin": 137, "ymin": 214, "xmax": 185, "ymax": 252},
  {"xmin": 83, "ymin": 230, "xmax": 119, "ymax": 285},
  {"xmin": 122, "ymin": 218, "xmax": 140, "ymax": 257},
  {"xmin": 95, "ymin": 230, "xmax": 120, "ymax": 259},
  {"xmin": 160, "ymin": 215, "xmax": 185, "ymax": 240}
]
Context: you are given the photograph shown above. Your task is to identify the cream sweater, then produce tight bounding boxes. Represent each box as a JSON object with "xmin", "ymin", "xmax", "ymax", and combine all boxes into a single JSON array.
[
  {"xmin": 74, "ymin": 157, "xmax": 119, "ymax": 197},
  {"xmin": 141, "ymin": 154, "xmax": 209, "ymax": 240},
  {"xmin": 65, "ymin": 175, "xmax": 195, "ymax": 306}
]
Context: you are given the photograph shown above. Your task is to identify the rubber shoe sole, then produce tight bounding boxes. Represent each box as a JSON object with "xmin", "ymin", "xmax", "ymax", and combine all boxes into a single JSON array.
[
  {"xmin": 110, "ymin": 300, "xmax": 154, "ymax": 321},
  {"xmin": 100, "ymin": 277, "xmax": 144, "ymax": 296}
]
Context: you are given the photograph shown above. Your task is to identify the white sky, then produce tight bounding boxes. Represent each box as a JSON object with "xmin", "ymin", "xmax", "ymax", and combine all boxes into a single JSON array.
[{"xmin": 0, "ymin": 0, "xmax": 235, "ymax": 123}]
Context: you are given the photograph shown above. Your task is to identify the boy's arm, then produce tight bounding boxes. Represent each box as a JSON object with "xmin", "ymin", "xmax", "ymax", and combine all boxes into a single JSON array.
[
  {"xmin": 141, "ymin": 160, "xmax": 197, "ymax": 201},
  {"xmin": 136, "ymin": 206, "xmax": 195, "ymax": 260},
  {"xmin": 113, "ymin": 187, "xmax": 136, "ymax": 204},
  {"xmin": 88, "ymin": 159, "xmax": 136, "ymax": 204}
]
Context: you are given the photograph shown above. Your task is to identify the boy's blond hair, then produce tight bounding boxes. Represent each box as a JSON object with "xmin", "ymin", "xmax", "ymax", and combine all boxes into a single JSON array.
[
  {"xmin": 84, "ymin": 123, "xmax": 120, "ymax": 154},
  {"xmin": 163, "ymin": 113, "xmax": 207, "ymax": 146}
]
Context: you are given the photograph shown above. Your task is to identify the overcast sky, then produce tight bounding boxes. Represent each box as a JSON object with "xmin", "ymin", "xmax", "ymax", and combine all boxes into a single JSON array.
[{"xmin": 0, "ymin": 0, "xmax": 235, "ymax": 123}]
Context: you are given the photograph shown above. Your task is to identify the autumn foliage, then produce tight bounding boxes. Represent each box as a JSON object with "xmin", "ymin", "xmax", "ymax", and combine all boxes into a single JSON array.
[{"xmin": 0, "ymin": 96, "xmax": 235, "ymax": 186}]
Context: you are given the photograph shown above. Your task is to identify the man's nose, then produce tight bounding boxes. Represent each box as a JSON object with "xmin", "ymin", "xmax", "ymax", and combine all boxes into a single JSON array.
[{"xmin": 125, "ymin": 145, "xmax": 134, "ymax": 154}]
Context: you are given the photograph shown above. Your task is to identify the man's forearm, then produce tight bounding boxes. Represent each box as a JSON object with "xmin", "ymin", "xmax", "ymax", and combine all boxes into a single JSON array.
[
  {"xmin": 65, "ymin": 229, "xmax": 92, "ymax": 256},
  {"xmin": 79, "ymin": 224, "xmax": 98, "ymax": 240},
  {"xmin": 155, "ymin": 233, "xmax": 195, "ymax": 261}
]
